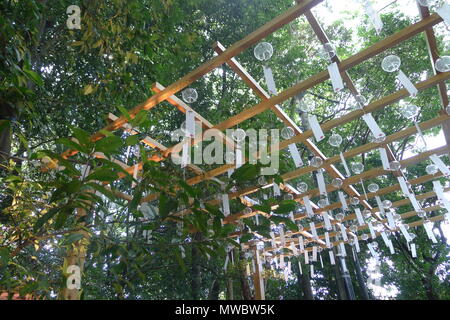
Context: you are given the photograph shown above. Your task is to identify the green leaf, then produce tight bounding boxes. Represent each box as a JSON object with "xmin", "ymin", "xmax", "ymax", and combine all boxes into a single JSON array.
[
  {"xmin": 23, "ymin": 68, "xmax": 43, "ymax": 86},
  {"xmin": 117, "ymin": 106, "xmax": 131, "ymax": 121},
  {"xmin": 158, "ymin": 193, "xmax": 178, "ymax": 219},
  {"xmin": 65, "ymin": 233, "xmax": 85, "ymax": 244},
  {"xmin": 86, "ymin": 168, "xmax": 118, "ymax": 182},
  {"xmin": 83, "ymin": 84, "xmax": 94, "ymax": 95},
  {"xmin": 0, "ymin": 120, "xmax": 10, "ymax": 133},
  {"xmin": 71, "ymin": 127, "xmax": 92, "ymax": 146},
  {"xmin": 125, "ymin": 134, "xmax": 140, "ymax": 146},
  {"xmin": 34, "ymin": 208, "xmax": 59, "ymax": 231},
  {"xmin": 231, "ymin": 164, "xmax": 259, "ymax": 182},
  {"xmin": 95, "ymin": 136, "xmax": 123, "ymax": 154},
  {"xmin": 56, "ymin": 137, "xmax": 88, "ymax": 154},
  {"xmin": 240, "ymin": 233, "xmax": 253, "ymax": 243},
  {"xmin": 274, "ymin": 200, "xmax": 297, "ymax": 215}
]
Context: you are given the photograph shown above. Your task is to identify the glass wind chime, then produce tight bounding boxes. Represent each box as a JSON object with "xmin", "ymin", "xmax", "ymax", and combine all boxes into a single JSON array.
[
  {"xmin": 418, "ymin": 0, "xmax": 450, "ymax": 26},
  {"xmin": 358, "ymin": 0, "xmax": 384, "ymax": 34}
]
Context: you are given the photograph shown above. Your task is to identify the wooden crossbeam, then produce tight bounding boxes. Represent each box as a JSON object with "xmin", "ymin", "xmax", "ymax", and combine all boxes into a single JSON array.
[{"xmin": 61, "ymin": 0, "xmax": 325, "ymax": 159}]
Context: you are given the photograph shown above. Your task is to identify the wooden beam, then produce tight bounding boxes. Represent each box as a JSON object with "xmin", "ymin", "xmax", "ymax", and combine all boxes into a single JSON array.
[{"xmin": 61, "ymin": 0, "xmax": 325, "ymax": 158}]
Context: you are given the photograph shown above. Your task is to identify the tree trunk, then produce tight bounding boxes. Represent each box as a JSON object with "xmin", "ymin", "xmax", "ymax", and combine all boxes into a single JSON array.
[
  {"xmin": 191, "ymin": 232, "xmax": 202, "ymax": 300},
  {"xmin": 332, "ymin": 246, "xmax": 348, "ymax": 300},
  {"xmin": 208, "ymin": 279, "xmax": 221, "ymax": 300},
  {"xmin": 351, "ymin": 249, "xmax": 370, "ymax": 300},
  {"xmin": 293, "ymin": 259, "xmax": 313, "ymax": 300},
  {"xmin": 238, "ymin": 251, "xmax": 253, "ymax": 300},
  {"xmin": 0, "ymin": 103, "xmax": 16, "ymax": 164}
]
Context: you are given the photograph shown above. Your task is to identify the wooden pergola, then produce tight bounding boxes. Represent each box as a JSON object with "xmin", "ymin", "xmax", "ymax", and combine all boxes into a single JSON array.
[{"xmin": 57, "ymin": 0, "xmax": 449, "ymax": 300}]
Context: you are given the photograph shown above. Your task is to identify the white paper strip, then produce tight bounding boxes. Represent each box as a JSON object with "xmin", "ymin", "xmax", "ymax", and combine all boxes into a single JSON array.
[
  {"xmin": 235, "ymin": 146, "xmax": 243, "ymax": 169},
  {"xmin": 288, "ymin": 143, "xmax": 303, "ymax": 168},
  {"xmin": 322, "ymin": 212, "xmax": 332, "ymax": 230},
  {"xmin": 433, "ymin": 180, "xmax": 450, "ymax": 212},
  {"xmin": 339, "ymin": 242, "xmax": 346, "ymax": 257},
  {"xmin": 299, "ymin": 236, "xmax": 305, "ymax": 252},
  {"xmin": 291, "ymin": 242, "xmax": 298, "ymax": 256},
  {"xmin": 355, "ymin": 208, "xmax": 365, "ymax": 226},
  {"xmin": 288, "ymin": 261, "xmax": 292, "ymax": 274},
  {"xmin": 270, "ymin": 232, "xmax": 276, "ymax": 248},
  {"xmin": 327, "ymin": 62, "xmax": 344, "ymax": 92},
  {"xmin": 397, "ymin": 70, "xmax": 418, "ymax": 97},
  {"xmin": 308, "ymin": 114, "xmax": 325, "ymax": 142},
  {"xmin": 316, "ymin": 170, "xmax": 327, "ymax": 195},
  {"xmin": 379, "ymin": 148, "xmax": 391, "ymax": 170},
  {"xmin": 361, "ymin": 178, "xmax": 369, "ymax": 201},
  {"xmin": 310, "ymin": 222, "xmax": 318, "ymax": 239},
  {"xmin": 354, "ymin": 236, "xmax": 360, "ymax": 253},
  {"xmin": 298, "ymin": 261, "xmax": 303, "ymax": 275},
  {"xmin": 363, "ymin": 0, "xmax": 383, "ymax": 33},
  {"xmin": 280, "ymin": 227, "xmax": 286, "ymax": 247},
  {"xmin": 423, "ymin": 222, "xmax": 437, "ymax": 243},
  {"xmin": 312, "ymin": 246, "xmax": 318, "ymax": 262},
  {"xmin": 338, "ymin": 191, "xmax": 349, "ymax": 211},
  {"xmin": 280, "ymin": 254, "xmax": 285, "ymax": 268},
  {"xmin": 263, "ymin": 65, "xmax": 278, "ymax": 95},
  {"xmin": 380, "ymin": 231, "xmax": 390, "ymax": 247},
  {"xmin": 399, "ymin": 224, "xmax": 412, "ymax": 242},
  {"xmin": 181, "ymin": 140, "xmax": 189, "ymax": 168},
  {"xmin": 386, "ymin": 210, "xmax": 395, "ymax": 229},
  {"xmin": 368, "ymin": 222, "xmax": 376, "ymax": 239},
  {"xmin": 362, "ymin": 113, "xmax": 385, "ymax": 139},
  {"xmin": 339, "ymin": 152, "xmax": 351, "ymax": 177},
  {"xmin": 325, "ymin": 232, "xmax": 331, "ymax": 248},
  {"xmin": 375, "ymin": 196, "xmax": 386, "ymax": 215},
  {"xmin": 224, "ymin": 254, "xmax": 229, "ymax": 270},
  {"xmin": 303, "ymin": 196, "xmax": 314, "ymax": 217},
  {"xmin": 273, "ymin": 182, "xmax": 281, "ymax": 197},
  {"xmin": 367, "ymin": 243, "xmax": 379, "ymax": 259},
  {"xmin": 429, "ymin": 154, "xmax": 450, "ymax": 177},
  {"xmin": 304, "ymin": 250, "xmax": 309, "ymax": 264},
  {"xmin": 320, "ymin": 254, "xmax": 324, "ymax": 268},
  {"xmin": 227, "ymin": 169, "xmax": 234, "ymax": 178},
  {"xmin": 222, "ymin": 194, "xmax": 230, "ymax": 216},
  {"xmin": 408, "ymin": 193, "xmax": 422, "ymax": 212},
  {"xmin": 397, "ymin": 177, "xmax": 410, "ymax": 196},
  {"xmin": 340, "ymin": 224, "xmax": 348, "ymax": 242},
  {"xmin": 310, "ymin": 265, "xmax": 315, "ymax": 278},
  {"xmin": 414, "ymin": 122, "xmax": 427, "ymax": 149},
  {"xmin": 436, "ymin": 3, "xmax": 450, "ymax": 26},
  {"xmin": 411, "ymin": 243, "xmax": 417, "ymax": 258},
  {"xmin": 186, "ymin": 110, "xmax": 195, "ymax": 138},
  {"xmin": 388, "ymin": 240, "xmax": 395, "ymax": 254},
  {"xmin": 329, "ymin": 250, "xmax": 335, "ymax": 265}
]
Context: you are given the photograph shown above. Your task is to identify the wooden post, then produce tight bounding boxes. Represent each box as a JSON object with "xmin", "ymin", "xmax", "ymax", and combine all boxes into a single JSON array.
[
  {"xmin": 60, "ymin": 205, "xmax": 91, "ymax": 300},
  {"xmin": 252, "ymin": 247, "xmax": 265, "ymax": 300}
]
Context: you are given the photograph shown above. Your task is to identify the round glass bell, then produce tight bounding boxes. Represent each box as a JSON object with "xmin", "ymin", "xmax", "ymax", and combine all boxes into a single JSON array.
[
  {"xmin": 335, "ymin": 213, "xmax": 345, "ymax": 221},
  {"xmin": 350, "ymin": 197, "xmax": 360, "ymax": 205},
  {"xmin": 297, "ymin": 224, "xmax": 304, "ymax": 231},
  {"xmin": 244, "ymin": 207, "xmax": 253, "ymax": 214},
  {"xmin": 351, "ymin": 162, "xmax": 364, "ymax": 174},
  {"xmin": 328, "ymin": 133, "xmax": 343, "ymax": 147},
  {"xmin": 402, "ymin": 104, "xmax": 419, "ymax": 119},
  {"xmin": 318, "ymin": 198, "xmax": 329, "ymax": 208},
  {"xmin": 331, "ymin": 178, "xmax": 343, "ymax": 188},
  {"xmin": 258, "ymin": 176, "xmax": 267, "ymax": 186},
  {"xmin": 297, "ymin": 182, "xmax": 308, "ymax": 193},
  {"xmin": 389, "ymin": 161, "xmax": 401, "ymax": 171},
  {"xmin": 232, "ymin": 128, "xmax": 246, "ymax": 142},
  {"xmin": 284, "ymin": 193, "xmax": 294, "ymax": 200},
  {"xmin": 374, "ymin": 133, "xmax": 386, "ymax": 143},
  {"xmin": 254, "ymin": 42, "xmax": 274, "ymax": 62},
  {"xmin": 350, "ymin": 225, "xmax": 358, "ymax": 233},
  {"xmin": 426, "ymin": 164, "xmax": 438, "ymax": 175},
  {"xmin": 182, "ymin": 88, "xmax": 198, "ymax": 103},
  {"xmin": 355, "ymin": 95, "xmax": 367, "ymax": 108},
  {"xmin": 417, "ymin": 210, "xmax": 427, "ymax": 218},
  {"xmin": 361, "ymin": 234, "xmax": 369, "ymax": 241},
  {"xmin": 281, "ymin": 126, "xmax": 295, "ymax": 140},
  {"xmin": 368, "ymin": 183, "xmax": 379, "ymax": 193},
  {"xmin": 435, "ymin": 56, "xmax": 450, "ymax": 72},
  {"xmin": 310, "ymin": 156, "xmax": 323, "ymax": 168},
  {"xmin": 317, "ymin": 42, "xmax": 336, "ymax": 61},
  {"xmin": 363, "ymin": 209, "xmax": 372, "ymax": 218},
  {"xmin": 381, "ymin": 55, "xmax": 401, "ymax": 73},
  {"xmin": 446, "ymin": 104, "xmax": 450, "ymax": 115},
  {"xmin": 409, "ymin": 233, "xmax": 416, "ymax": 240},
  {"xmin": 382, "ymin": 199, "xmax": 392, "ymax": 209},
  {"xmin": 371, "ymin": 241, "xmax": 379, "ymax": 249}
]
